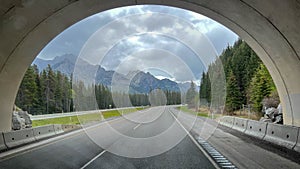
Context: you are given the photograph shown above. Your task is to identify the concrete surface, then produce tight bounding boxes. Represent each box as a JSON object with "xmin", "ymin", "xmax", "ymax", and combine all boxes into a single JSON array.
[
  {"xmin": 219, "ymin": 116, "xmax": 234, "ymax": 128},
  {"xmin": 32, "ymin": 125, "xmax": 56, "ymax": 140},
  {"xmin": 208, "ymin": 126, "xmax": 300, "ymax": 169},
  {"xmin": 3, "ymin": 128, "xmax": 36, "ymax": 148},
  {"xmin": 0, "ymin": 107, "xmax": 299, "ymax": 168},
  {"xmin": 244, "ymin": 119, "xmax": 268, "ymax": 139},
  {"xmin": 0, "ymin": 133, "xmax": 7, "ymax": 151},
  {"xmin": 232, "ymin": 118, "xmax": 248, "ymax": 133},
  {"xmin": 0, "ymin": 107, "xmax": 216, "ymax": 169},
  {"xmin": 174, "ymin": 111, "xmax": 300, "ymax": 169},
  {"xmin": 0, "ymin": 0, "xmax": 300, "ymax": 131},
  {"xmin": 263, "ymin": 123, "xmax": 299, "ymax": 149},
  {"xmin": 53, "ymin": 124, "xmax": 64, "ymax": 135},
  {"xmin": 294, "ymin": 129, "xmax": 300, "ymax": 153}
]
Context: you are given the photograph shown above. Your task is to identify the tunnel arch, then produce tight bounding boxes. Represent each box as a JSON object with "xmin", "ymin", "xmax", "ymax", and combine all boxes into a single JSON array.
[{"xmin": 0, "ymin": 0, "xmax": 299, "ymax": 131}]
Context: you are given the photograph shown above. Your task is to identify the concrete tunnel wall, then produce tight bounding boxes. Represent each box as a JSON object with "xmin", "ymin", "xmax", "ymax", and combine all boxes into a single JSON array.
[{"xmin": 0, "ymin": 0, "xmax": 299, "ymax": 132}]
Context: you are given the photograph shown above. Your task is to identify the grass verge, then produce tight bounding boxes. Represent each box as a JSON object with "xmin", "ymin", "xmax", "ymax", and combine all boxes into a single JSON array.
[
  {"xmin": 32, "ymin": 107, "xmax": 147, "ymax": 127},
  {"xmin": 231, "ymin": 110, "xmax": 261, "ymax": 121},
  {"xmin": 176, "ymin": 106, "xmax": 222, "ymax": 119}
]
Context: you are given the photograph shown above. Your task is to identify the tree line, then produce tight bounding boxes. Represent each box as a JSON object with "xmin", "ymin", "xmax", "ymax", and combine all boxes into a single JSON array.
[
  {"xmin": 15, "ymin": 64, "xmax": 181, "ymax": 115},
  {"xmin": 199, "ymin": 39, "xmax": 278, "ymax": 115},
  {"xmin": 16, "ymin": 65, "xmax": 73, "ymax": 115}
]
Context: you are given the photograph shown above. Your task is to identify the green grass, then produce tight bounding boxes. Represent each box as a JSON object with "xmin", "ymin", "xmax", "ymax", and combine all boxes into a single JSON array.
[
  {"xmin": 176, "ymin": 106, "xmax": 221, "ymax": 119},
  {"xmin": 101, "ymin": 110, "xmax": 121, "ymax": 119},
  {"xmin": 32, "ymin": 107, "xmax": 147, "ymax": 127},
  {"xmin": 102, "ymin": 107, "xmax": 145, "ymax": 119},
  {"xmin": 177, "ymin": 106, "xmax": 208, "ymax": 117}
]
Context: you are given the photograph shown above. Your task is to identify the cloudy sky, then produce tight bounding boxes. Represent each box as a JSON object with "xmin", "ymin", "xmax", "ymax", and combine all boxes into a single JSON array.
[{"xmin": 37, "ymin": 5, "xmax": 238, "ymax": 84}]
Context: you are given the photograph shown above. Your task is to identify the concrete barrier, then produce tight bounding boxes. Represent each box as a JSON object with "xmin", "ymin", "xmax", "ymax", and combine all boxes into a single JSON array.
[
  {"xmin": 33, "ymin": 125, "xmax": 56, "ymax": 140},
  {"xmin": 0, "ymin": 125, "xmax": 81, "ymax": 150},
  {"xmin": 232, "ymin": 117, "xmax": 248, "ymax": 132},
  {"xmin": 0, "ymin": 132, "xmax": 7, "ymax": 151},
  {"xmin": 245, "ymin": 120, "xmax": 268, "ymax": 139},
  {"xmin": 53, "ymin": 124, "xmax": 64, "ymax": 135},
  {"xmin": 62, "ymin": 125, "xmax": 81, "ymax": 132},
  {"xmin": 292, "ymin": 128, "xmax": 300, "ymax": 153},
  {"xmin": 263, "ymin": 123, "xmax": 299, "ymax": 149},
  {"xmin": 3, "ymin": 128, "xmax": 36, "ymax": 148},
  {"xmin": 219, "ymin": 116, "xmax": 234, "ymax": 128}
]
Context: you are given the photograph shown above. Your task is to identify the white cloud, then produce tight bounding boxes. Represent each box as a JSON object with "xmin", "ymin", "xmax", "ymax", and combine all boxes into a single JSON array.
[
  {"xmin": 126, "ymin": 35, "xmax": 144, "ymax": 46},
  {"xmin": 38, "ymin": 5, "xmax": 238, "ymax": 83},
  {"xmin": 154, "ymin": 76, "xmax": 176, "ymax": 81},
  {"xmin": 113, "ymin": 49, "xmax": 197, "ymax": 82}
]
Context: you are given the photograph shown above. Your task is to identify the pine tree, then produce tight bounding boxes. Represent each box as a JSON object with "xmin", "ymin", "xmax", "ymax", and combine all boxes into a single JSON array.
[
  {"xmin": 62, "ymin": 76, "xmax": 72, "ymax": 112},
  {"xmin": 225, "ymin": 71, "xmax": 243, "ymax": 112},
  {"xmin": 199, "ymin": 39, "xmax": 274, "ymax": 115},
  {"xmin": 16, "ymin": 66, "xmax": 38, "ymax": 114},
  {"xmin": 248, "ymin": 63, "xmax": 275, "ymax": 112},
  {"xmin": 54, "ymin": 71, "xmax": 63, "ymax": 112},
  {"xmin": 16, "ymin": 64, "xmax": 74, "ymax": 114},
  {"xmin": 32, "ymin": 65, "xmax": 45, "ymax": 114},
  {"xmin": 186, "ymin": 81, "xmax": 198, "ymax": 108},
  {"xmin": 45, "ymin": 65, "xmax": 56, "ymax": 113}
]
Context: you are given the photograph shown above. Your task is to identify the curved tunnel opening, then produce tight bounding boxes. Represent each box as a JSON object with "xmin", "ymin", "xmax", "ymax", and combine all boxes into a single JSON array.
[
  {"xmin": 12, "ymin": 5, "xmax": 282, "ymax": 158},
  {"xmin": 0, "ymin": 1, "xmax": 300, "ymax": 168},
  {"xmin": 0, "ymin": 0, "xmax": 299, "ymax": 133},
  {"xmin": 13, "ymin": 5, "xmax": 280, "ymax": 123}
]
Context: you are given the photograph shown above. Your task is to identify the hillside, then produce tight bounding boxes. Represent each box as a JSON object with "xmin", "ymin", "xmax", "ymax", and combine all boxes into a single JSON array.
[{"xmin": 33, "ymin": 54, "xmax": 197, "ymax": 93}]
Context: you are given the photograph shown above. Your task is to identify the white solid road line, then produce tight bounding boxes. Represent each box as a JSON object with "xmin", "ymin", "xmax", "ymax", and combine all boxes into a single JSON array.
[
  {"xmin": 133, "ymin": 123, "xmax": 141, "ymax": 130},
  {"xmin": 168, "ymin": 109, "xmax": 221, "ymax": 169},
  {"xmin": 80, "ymin": 150, "xmax": 107, "ymax": 169},
  {"xmin": 0, "ymin": 115, "xmax": 125, "ymax": 160},
  {"xmin": 1, "ymin": 107, "xmax": 150, "ymax": 160}
]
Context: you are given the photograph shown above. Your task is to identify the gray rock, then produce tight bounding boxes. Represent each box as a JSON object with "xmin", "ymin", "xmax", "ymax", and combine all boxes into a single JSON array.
[
  {"xmin": 12, "ymin": 111, "xmax": 32, "ymax": 130},
  {"xmin": 17, "ymin": 111, "xmax": 32, "ymax": 128},
  {"xmin": 260, "ymin": 103, "xmax": 283, "ymax": 124}
]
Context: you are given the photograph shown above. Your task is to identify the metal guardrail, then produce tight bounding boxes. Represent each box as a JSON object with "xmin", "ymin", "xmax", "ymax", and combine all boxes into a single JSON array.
[{"xmin": 30, "ymin": 106, "xmax": 146, "ymax": 120}]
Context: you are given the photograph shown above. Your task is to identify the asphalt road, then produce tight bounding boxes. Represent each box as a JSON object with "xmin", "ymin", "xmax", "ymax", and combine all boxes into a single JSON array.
[
  {"xmin": 0, "ymin": 107, "xmax": 216, "ymax": 169},
  {"xmin": 169, "ymin": 108, "xmax": 300, "ymax": 169}
]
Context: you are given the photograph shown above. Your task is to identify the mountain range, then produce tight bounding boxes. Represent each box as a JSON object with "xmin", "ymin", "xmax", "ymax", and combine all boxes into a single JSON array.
[{"xmin": 33, "ymin": 54, "xmax": 198, "ymax": 93}]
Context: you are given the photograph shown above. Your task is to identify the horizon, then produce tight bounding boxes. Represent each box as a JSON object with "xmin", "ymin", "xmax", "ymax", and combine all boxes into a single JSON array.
[
  {"xmin": 33, "ymin": 55, "xmax": 201, "ymax": 86},
  {"xmin": 35, "ymin": 5, "xmax": 238, "ymax": 85}
]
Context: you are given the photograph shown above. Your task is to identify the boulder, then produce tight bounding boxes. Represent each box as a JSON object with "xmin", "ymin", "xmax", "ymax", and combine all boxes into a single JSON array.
[
  {"xmin": 12, "ymin": 111, "xmax": 32, "ymax": 130},
  {"xmin": 17, "ymin": 111, "xmax": 32, "ymax": 128}
]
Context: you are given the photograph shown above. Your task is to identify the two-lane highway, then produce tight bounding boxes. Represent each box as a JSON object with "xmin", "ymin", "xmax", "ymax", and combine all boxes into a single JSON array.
[{"xmin": 0, "ymin": 106, "xmax": 217, "ymax": 169}]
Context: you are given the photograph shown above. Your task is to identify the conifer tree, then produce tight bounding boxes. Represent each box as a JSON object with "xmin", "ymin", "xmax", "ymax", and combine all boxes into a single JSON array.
[
  {"xmin": 186, "ymin": 81, "xmax": 198, "ymax": 108},
  {"xmin": 225, "ymin": 71, "xmax": 243, "ymax": 112},
  {"xmin": 248, "ymin": 63, "xmax": 275, "ymax": 112},
  {"xmin": 16, "ymin": 66, "xmax": 38, "ymax": 114}
]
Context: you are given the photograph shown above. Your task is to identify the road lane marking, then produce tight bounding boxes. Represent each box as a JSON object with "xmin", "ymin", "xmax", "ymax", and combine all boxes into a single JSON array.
[
  {"xmin": 0, "ymin": 107, "xmax": 168, "ymax": 163},
  {"xmin": 168, "ymin": 109, "xmax": 221, "ymax": 169},
  {"xmin": 123, "ymin": 107, "xmax": 165, "ymax": 124},
  {"xmin": 133, "ymin": 123, "xmax": 141, "ymax": 130},
  {"xmin": 80, "ymin": 107, "xmax": 166, "ymax": 169},
  {"xmin": 80, "ymin": 150, "xmax": 107, "ymax": 169},
  {"xmin": 0, "ymin": 107, "xmax": 157, "ymax": 161},
  {"xmin": 0, "ymin": 112, "xmax": 131, "ymax": 161}
]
